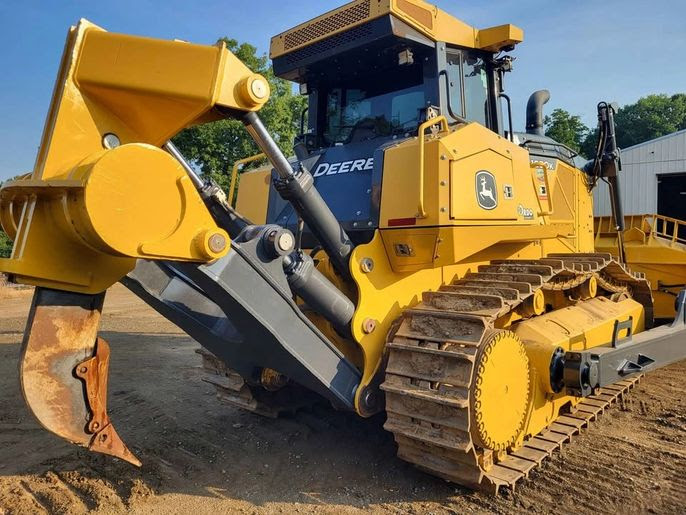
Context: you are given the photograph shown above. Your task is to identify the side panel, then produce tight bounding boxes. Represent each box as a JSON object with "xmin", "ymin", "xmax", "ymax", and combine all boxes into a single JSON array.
[
  {"xmin": 377, "ymin": 122, "xmax": 590, "ymax": 273},
  {"xmin": 379, "ymin": 122, "xmax": 546, "ymax": 229},
  {"xmin": 235, "ymin": 169, "xmax": 272, "ymax": 224},
  {"xmin": 450, "ymin": 149, "xmax": 517, "ymax": 221}
]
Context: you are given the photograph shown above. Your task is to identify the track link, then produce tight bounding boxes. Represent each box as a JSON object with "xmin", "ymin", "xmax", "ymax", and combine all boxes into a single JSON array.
[
  {"xmin": 196, "ymin": 349, "xmax": 321, "ymax": 418},
  {"xmin": 381, "ymin": 253, "xmax": 652, "ymax": 493}
]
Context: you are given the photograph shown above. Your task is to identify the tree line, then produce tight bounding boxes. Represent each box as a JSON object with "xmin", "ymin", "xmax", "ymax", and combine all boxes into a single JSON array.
[
  {"xmin": 0, "ymin": 229, "xmax": 10, "ymax": 258},
  {"xmin": 544, "ymin": 94, "xmax": 686, "ymax": 158}
]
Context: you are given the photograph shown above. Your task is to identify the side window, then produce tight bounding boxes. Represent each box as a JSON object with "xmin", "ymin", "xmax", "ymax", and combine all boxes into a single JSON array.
[
  {"xmin": 446, "ymin": 52, "xmax": 463, "ymax": 118},
  {"xmin": 463, "ymin": 55, "xmax": 489, "ymax": 126}
]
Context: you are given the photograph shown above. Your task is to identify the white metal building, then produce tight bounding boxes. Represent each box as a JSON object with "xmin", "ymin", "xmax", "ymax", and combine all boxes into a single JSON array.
[{"xmin": 594, "ymin": 129, "xmax": 686, "ymax": 220}]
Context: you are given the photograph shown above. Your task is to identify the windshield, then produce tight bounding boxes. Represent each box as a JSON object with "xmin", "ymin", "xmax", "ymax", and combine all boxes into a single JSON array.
[{"xmin": 322, "ymin": 64, "xmax": 425, "ymax": 145}]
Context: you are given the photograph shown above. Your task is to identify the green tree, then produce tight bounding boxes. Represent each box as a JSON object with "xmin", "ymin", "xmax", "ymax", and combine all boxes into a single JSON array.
[
  {"xmin": 0, "ymin": 230, "xmax": 11, "ymax": 258},
  {"xmin": 614, "ymin": 94, "xmax": 686, "ymax": 148},
  {"xmin": 544, "ymin": 108, "xmax": 589, "ymax": 153},
  {"xmin": 172, "ymin": 38, "xmax": 306, "ymax": 190},
  {"xmin": 580, "ymin": 94, "xmax": 686, "ymax": 158},
  {"xmin": 580, "ymin": 127, "xmax": 599, "ymax": 160}
]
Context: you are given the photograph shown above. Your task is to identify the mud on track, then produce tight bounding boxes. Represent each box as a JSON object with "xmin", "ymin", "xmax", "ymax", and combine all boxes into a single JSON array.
[{"xmin": 0, "ymin": 285, "xmax": 684, "ymax": 514}]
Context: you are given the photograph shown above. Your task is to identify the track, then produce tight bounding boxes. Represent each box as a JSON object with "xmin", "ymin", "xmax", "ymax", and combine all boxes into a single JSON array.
[
  {"xmin": 197, "ymin": 349, "xmax": 322, "ymax": 417},
  {"xmin": 380, "ymin": 253, "xmax": 653, "ymax": 494}
]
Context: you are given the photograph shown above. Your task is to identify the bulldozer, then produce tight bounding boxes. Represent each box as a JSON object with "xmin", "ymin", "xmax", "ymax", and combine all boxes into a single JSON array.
[{"xmin": 1, "ymin": 0, "xmax": 685, "ymax": 494}]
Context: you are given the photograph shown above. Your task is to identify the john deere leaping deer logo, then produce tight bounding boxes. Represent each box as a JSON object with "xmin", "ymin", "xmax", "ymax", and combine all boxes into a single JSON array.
[{"xmin": 476, "ymin": 170, "xmax": 497, "ymax": 210}]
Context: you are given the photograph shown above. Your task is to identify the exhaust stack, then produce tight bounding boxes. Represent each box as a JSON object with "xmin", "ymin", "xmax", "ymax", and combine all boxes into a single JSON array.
[{"xmin": 526, "ymin": 90, "xmax": 551, "ymax": 136}]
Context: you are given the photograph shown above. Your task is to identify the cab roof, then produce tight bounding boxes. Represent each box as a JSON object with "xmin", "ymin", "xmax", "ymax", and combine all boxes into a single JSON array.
[{"xmin": 269, "ymin": 0, "xmax": 523, "ymax": 59}]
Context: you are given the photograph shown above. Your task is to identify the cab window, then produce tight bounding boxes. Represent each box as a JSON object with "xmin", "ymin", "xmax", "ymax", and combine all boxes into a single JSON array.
[
  {"xmin": 321, "ymin": 59, "xmax": 425, "ymax": 145},
  {"xmin": 463, "ymin": 54, "xmax": 489, "ymax": 126},
  {"xmin": 446, "ymin": 53, "xmax": 463, "ymax": 117},
  {"xmin": 445, "ymin": 50, "xmax": 490, "ymax": 128}
]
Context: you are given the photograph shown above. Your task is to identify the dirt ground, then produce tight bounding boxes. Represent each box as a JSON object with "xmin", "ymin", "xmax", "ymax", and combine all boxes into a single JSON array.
[{"xmin": 0, "ymin": 284, "xmax": 684, "ymax": 514}]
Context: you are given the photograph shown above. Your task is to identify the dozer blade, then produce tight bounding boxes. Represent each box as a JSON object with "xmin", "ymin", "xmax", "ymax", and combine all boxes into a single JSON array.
[{"xmin": 19, "ymin": 287, "xmax": 140, "ymax": 466}]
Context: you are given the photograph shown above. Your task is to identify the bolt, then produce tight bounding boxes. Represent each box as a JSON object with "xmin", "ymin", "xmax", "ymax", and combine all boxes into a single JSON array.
[
  {"xmin": 362, "ymin": 318, "xmax": 377, "ymax": 334},
  {"xmin": 79, "ymin": 366, "xmax": 87, "ymax": 374},
  {"xmin": 277, "ymin": 232, "xmax": 294, "ymax": 252},
  {"xmin": 100, "ymin": 433, "xmax": 108, "ymax": 442},
  {"xmin": 367, "ymin": 221, "xmax": 373, "ymax": 227},
  {"xmin": 250, "ymin": 78, "xmax": 268, "ymax": 99},
  {"xmin": 360, "ymin": 258, "xmax": 374, "ymax": 273},
  {"xmin": 208, "ymin": 233, "xmax": 227, "ymax": 253},
  {"xmin": 353, "ymin": 222, "xmax": 358, "ymax": 227},
  {"xmin": 92, "ymin": 422, "xmax": 100, "ymax": 429},
  {"xmin": 366, "ymin": 189, "xmax": 372, "ymax": 194},
  {"xmin": 363, "ymin": 388, "xmax": 378, "ymax": 409},
  {"xmin": 440, "ymin": 207, "xmax": 447, "ymax": 213},
  {"xmin": 356, "ymin": 211, "xmax": 362, "ymax": 216},
  {"xmin": 440, "ymin": 180, "xmax": 446, "ymax": 186},
  {"xmin": 102, "ymin": 133, "xmax": 120, "ymax": 149},
  {"xmin": 440, "ymin": 154, "xmax": 447, "ymax": 160}
]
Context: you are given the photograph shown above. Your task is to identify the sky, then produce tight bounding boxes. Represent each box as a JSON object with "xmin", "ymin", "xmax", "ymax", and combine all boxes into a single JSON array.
[{"xmin": 1, "ymin": 0, "xmax": 685, "ymax": 180}]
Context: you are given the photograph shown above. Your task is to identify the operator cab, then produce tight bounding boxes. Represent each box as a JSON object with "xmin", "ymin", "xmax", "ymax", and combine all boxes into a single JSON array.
[
  {"xmin": 268, "ymin": 1, "xmax": 521, "ymax": 242},
  {"xmin": 274, "ymin": 22, "xmax": 505, "ymax": 152},
  {"xmin": 305, "ymin": 45, "xmax": 502, "ymax": 151}
]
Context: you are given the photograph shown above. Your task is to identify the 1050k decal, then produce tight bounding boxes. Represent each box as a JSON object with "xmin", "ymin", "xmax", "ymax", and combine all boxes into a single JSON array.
[{"xmin": 313, "ymin": 158, "xmax": 374, "ymax": 177}]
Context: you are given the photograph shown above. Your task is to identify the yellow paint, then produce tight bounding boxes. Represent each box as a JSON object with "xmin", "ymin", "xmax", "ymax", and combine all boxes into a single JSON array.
[
  {"xmin": 381, "ymin": 225, "xmax": 575, "ymax": 274},
  {"xmin": 228, "ymin": 153, "xmax": 266, "ymax": 207},
  {"xmin": 595, "ymin": 214, "xmax": 686, "ymax": 319},
  {"xmin": 0, "ymin": 20, "xmax": 267, "ymax": 293},
  {"xmin": 377, "ymin": 123, "xmax": 590, "ymax": 274},
  {"xmin": 1, "ymin": 144, "xmax": 228, "ymax": 292},
  {"xmin": 380, "ymin": 123, "xmax": 548, "ymax": 229},
  {"xmin": 270, "ymin": 0, "xmax": 523, "ymax": 59},
  {"xmin": 234, "ymin": 168, "xmax": 273, "ymax": 225},
  {"xmin": 347, "ymin": 120, "xmax": 613, "ymax": 415},
  {"xmin": 349, "ymin": 231, "xmax": 443, "ymax": 412},
  {"xmin": 472, "ymin": 331, "xmax": 530, "ymax": 450},
  {"xmin": 514, "ymin": 296, "xmax": 644, "ymax": 442},
  {"xmin": 416, "ymin": 116, "xmax": 449, "ymax": 218}
]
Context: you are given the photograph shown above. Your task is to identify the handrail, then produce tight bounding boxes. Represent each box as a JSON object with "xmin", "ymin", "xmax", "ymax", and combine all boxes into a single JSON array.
[
  {"xmin": 594, "ymin": 213, "xmax": 686, "ymax": 246},
  {"xmin": 648, "ymin": 213, "xmax": 686, "ymax": 246},
  {"xmin": 228, "ymin": 153, "xmax": 266, "ymax": 207},
  {"xmin": 417, "ymin": 115, "xmax": 449, "ymax": 218}
]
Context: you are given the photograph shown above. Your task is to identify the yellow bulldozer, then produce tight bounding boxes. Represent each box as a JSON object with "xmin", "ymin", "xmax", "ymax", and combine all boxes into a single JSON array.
[{"xmin": 1, "ymin": 0, "xmax": 685, "ymax": 494}]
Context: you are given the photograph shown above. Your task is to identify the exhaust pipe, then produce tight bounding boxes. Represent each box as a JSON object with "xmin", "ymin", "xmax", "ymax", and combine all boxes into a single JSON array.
[{"xmin": 526, "ymin": 90, "xmax": 551, "ymax": 136}]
